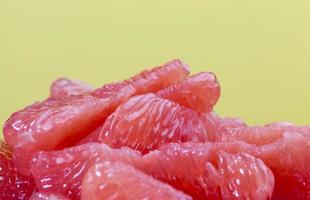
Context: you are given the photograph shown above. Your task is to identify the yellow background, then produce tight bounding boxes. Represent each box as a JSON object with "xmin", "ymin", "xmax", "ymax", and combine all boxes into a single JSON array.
[{"xmin": 1, "ymin": 0, "xmax": 310, "ymax": 138}]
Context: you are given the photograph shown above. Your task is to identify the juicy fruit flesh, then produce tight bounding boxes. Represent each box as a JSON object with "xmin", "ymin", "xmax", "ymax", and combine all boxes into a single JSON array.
[
  {"xmin": 99, "ymin": 93, "xmax": 208, "ymax": 153},
  {"xmin": 82, "ymin": 162, "xmax": 192, "ymax": 200},
  {"xmin": 5, "ymin": 86, "xmax": 137, "ymax": 175},
  {"xmin": 200, "ymin": 112, "xmax": 248, "ymax": 142},
  {"xmin": 2, "ymin": 59, "xmax": 310, "ymax": 199},
  {"xmin": 91, "ymin": 82, "xmax": 126, "ymax": 99},
  {"xmin": 3, "ymin": 59, "xmax": 190, "ymax": 176},
  {"xmin": 29, "ymin": 192, "xmax": 70, "ymax": 200},
  {"xmin": 30, "ymin": 142, "xmax": 274, "ymax": 200},
  {"xmin": 30, "ymin": 143, "xmax": 141, "ymax": 199},
  {"xmin": 201, "ymin": 134, "xmax": 310, "ymax": 200},
  {"xmin": 157, "ymin": 72, "xmax": 221, "ymax": 113},
  {"xmin": 207, "ymin": 119, "xmax": 310, "ymax": 199},
  {"xmin": 0, "ymin": 141, "xmax": 36, "ymax": 200},
  {"xmin": 217, "ymin": 124, "xmax": 303, "ymax": 146},
  {"xmin": 128, "ymin": 59, "xmax": 190, "ymax": 94},
  {"xmin": 141, "ymin": 142, "xmax": 274, "ymax": 200},
  {"xmin": 92, "ymin": 59, "xmax": 190, "ymax": 98},
  {"xmin": 50, "ymin": 77, "xmax": 93, "ymax": 100},
  {"xmin": 4, "ymin": 96, "xmax": 109, "ymax": 175},
  {"xmin": 257, "ymin": 132, "xmax": 310, "ymax": 199}
]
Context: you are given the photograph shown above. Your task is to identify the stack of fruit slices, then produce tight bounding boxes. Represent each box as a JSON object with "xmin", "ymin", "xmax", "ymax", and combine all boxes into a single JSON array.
[{"xmin": 1, "ymin": 59, "xmax": 310, "ymax": 200}]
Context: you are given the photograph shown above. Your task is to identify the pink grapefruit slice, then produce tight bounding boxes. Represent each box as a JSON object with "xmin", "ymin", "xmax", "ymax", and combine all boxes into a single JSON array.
[
  {"xmin": 98, "ymin": 93, "xmax": 208, "ymax": 153},
  {"xmin": 92, "ymin": 59, "xmax": 190, "ymax": 98},
  {"xmin": 29, "ymin": 192, "xmax": 70, "ymax": 200},
  {"xmin": 30, "ymin": 143, "xmax": 141, "ymax": 199},
  {"xmin": 0, "ymin": 141, "xmax": 35, "ymax": 200},
  {"xmin": 4, "ymin": 86, "xmax": 135, "ymax": 175},
  {"xmin": 157, "ymin": 72, "xmax": 220, "ymax": 113},
  {"xmin": 50, "ymin": 78, "xmax": 93, "ymax": 100},
  {"xmin": 81, "ymin": 162, "xmax": 192, "ymax": 200},
  {"xmin": 141, "ymin": 142, "xmax": 274, "ymax": 200}
]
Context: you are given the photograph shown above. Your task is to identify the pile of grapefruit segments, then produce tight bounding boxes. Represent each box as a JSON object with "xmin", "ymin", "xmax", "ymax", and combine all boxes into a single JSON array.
[{"xmin": 1, "ymin": 59, "xmax": 310, "ymax": 200}]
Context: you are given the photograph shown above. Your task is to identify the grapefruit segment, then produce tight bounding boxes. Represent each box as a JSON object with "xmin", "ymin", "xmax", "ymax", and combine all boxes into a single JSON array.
[
  {"xmin": 99, "ymin": 93, "xmax": 208, "ymax": 153},
  {"xmin": 4, "ymin": 85, "xmax": 136, "ymax": 175},
  {"xmin": 200, "ymin": 112, "xmax": 247, "ymax": 142},
  {"xmin": 29, "ymin": 131, "xmax": 310, "ymax": 199},
  {"xmin": 200, "ymin": 112, "xmax": 223, "ymax": 142},
  {"xmin": 203, "ymin": 133, "xmax": 310, "ymax": 200},
  {"xmin": 29, "ymin": 192, "xmax": 70, "ymax": 200},
  {"xmin": 92, "ymin": 82, "xmax": 126, "ymax": 99},
  {"xmin": 219, "ymin": 125, "xmax": 285, "ymax": 146},
  {"xmin": 257, "ymin": 132, "xmax": 310, "ymax": 200},
  {"xmin": 220, "ymin": 117, "xmax": 247, "ymax": 128},
  {"xmin": 81, "ymin": 162, "xmax": 192, "ymax": 200},
  {"xmin": 3, "ymin": 59, "xmax": 190, "ymax": 174},
  {"xmin": 217, "ymin": 151, "xmax": 273, "ymax": 200},
  {"xmin": 3, "ymin": 58, "xmax": 310, "ymax": 199},
  {"xmin": 141, "ymin": 142, "xmax": 274, "ymax": 200},
  {"xmin": 157, "ymin": 72, "xmax": 221, "ymax": 113},
  {"xmin": 30, "ymin": 143, "xmax": 141, "ymax": 199},
  {"xmin": 0, "ymin": 141, "xmax": 35, "ymax": 200},
  {"xmin": 92, "ymin": 59, "xmax": 190, "ymax": 98},
  {"xmin": 79, "ymin": 59, "xmax": 191, "ymax": 144},
  {"xmin": 50, "ymin": 78, "xmax": 93, "ymax": 100},
  {"xmin": 198, "ymin": 118, "xmax": 310, "ymax": 199}
]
